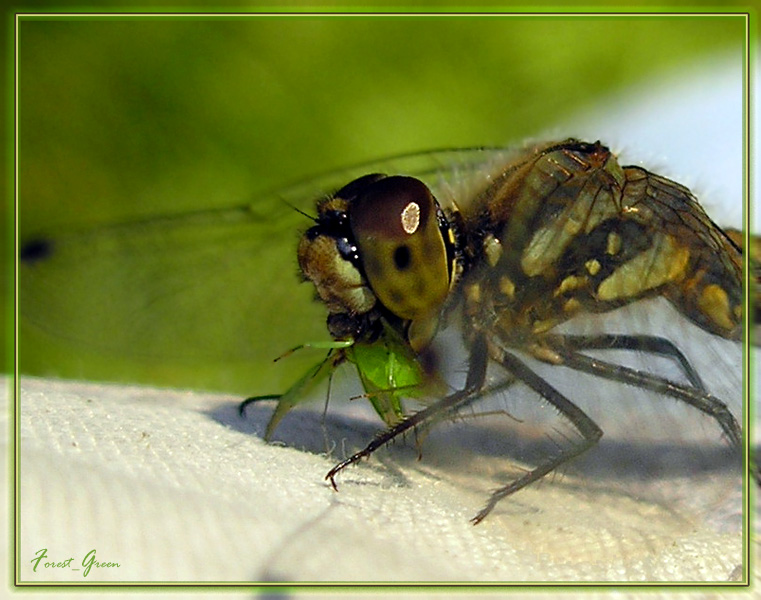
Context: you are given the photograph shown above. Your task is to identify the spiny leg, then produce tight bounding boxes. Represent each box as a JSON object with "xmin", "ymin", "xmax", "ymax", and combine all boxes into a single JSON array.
[
  {"xmin": 544, "ymin": 342, "xmax": 760, "ymax": 484},
  {"xmin": 410, "ymin": 375, "xmax": 522, "ymax": 459},
  {"xmin": 544, "ymin": 341, "xmax": 742, "ymax": 450},
  {"xmin": 471, "ymin": 347, "xmax": 603, "ymax": 524},
  {"xmin": 439, "ymin": 376, "xmax": 521, "ymax": 423},
  {"xmin": 545, "ymin": 333, "xmax": 706, "ymax": 391},
  {"xmin": 325, "ymin": 335, "xmax": 489, "ymax": 489}
]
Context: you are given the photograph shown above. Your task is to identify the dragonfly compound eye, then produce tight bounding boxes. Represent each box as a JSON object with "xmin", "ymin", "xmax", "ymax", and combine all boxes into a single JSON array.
[{"xmin": 350, "ymin": 176, "xmax": 452, "ymax": 350}]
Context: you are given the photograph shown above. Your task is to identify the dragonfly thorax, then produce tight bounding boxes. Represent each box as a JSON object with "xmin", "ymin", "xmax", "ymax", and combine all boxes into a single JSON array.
[{"xmin": 298, "ymin": 174, "xmax": 459, "ymax": 352}]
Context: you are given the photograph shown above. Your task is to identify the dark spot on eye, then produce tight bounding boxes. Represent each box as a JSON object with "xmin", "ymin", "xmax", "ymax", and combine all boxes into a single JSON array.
[
  {"xmin": 20, "ymin": 238, "xmax": 53, "ymax": 263},
  {"xmin": 388, "ymin": 288, "xmax": 404, "ymax": 307},
  {"xmin": 394, "ymin": 245, "xmax": 411, "ymax": 271}
]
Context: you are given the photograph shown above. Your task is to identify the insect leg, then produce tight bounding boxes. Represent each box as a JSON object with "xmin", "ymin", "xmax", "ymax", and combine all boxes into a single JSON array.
[
  {"xmin": 238, "ymin": 394, "xmax": 281, "ymax": 417},
  {"xmin": 546, "ymin": 343, "xmax": 760, "ymax": 485},
  {"xmin": 544, "ymin": 342, "xmax": 742, "ymax": 450},
  {"xmin": 325, "ymin": 334, "xmax": 490, "ymax": 490},
  {"xmin": 239, "ymin": 349, "xmax": 346, "ymax": 440},
  {"xmin": 409, "ymin": 376, "xmax": 522, "ymax": 459},
  {"xmin": 544, "ymin": 333, "xmax": 706, "ymax": 391},
  {"xmin": 471, "ymin": 347, "xmax": 603, "ymax": 524},
  {"xmin": 437, "ymin": 375, "xmax": 520, "ymax": 422}
]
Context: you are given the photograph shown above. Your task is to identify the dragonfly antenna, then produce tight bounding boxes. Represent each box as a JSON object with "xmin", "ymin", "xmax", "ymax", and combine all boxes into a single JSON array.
[{"xmin": 279, "ymin": 197, "xmax": 317, "ymax": 222}]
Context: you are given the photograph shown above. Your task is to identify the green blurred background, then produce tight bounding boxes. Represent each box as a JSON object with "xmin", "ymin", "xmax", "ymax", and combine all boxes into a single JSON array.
[{"xmin": 15, "ymin": 14, "xmax": 746, "ymax": 395}]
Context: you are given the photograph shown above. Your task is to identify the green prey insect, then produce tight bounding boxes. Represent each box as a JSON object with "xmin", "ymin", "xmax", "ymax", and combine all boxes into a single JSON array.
[
  {"xmin": 240, "ymin": 139, "xmax": 750, "ymax": 524},
  {"xmin": 241, "ymin": 322, "xmax": 438, "ymax": 441}
]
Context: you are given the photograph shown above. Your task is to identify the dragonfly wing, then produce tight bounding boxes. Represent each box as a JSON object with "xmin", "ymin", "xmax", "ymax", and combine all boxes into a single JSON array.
[
  {"xmin": 18, "ymin": 147, "xmax": 515, "ymax": 394},
  {"xmin": 620, "ymin": 166, "xmax": 742, "ymax": 339}
]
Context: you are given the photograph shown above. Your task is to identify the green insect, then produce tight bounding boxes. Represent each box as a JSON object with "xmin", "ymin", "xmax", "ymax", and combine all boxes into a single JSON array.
[{"xmin": 243, "ymin": 323, "xmax": 433, "ymax": 441}]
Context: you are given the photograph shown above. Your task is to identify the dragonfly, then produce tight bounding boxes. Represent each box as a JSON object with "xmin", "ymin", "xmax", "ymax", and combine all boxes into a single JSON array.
[
  {"xmin": 19, "ymin": 139, "xmax": 749, "ymax": 524},
  {"xmin": 239, "ymin": 138, "xmax": 748, "ymax": 524}
]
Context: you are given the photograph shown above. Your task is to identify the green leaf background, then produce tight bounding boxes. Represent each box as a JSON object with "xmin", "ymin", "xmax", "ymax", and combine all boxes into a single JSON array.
[{"xmin": 15, "ymin": 14, "xmax": 745, "ymax": 396}]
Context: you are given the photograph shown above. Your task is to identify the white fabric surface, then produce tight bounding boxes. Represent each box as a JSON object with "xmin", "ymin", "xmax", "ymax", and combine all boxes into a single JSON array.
[
  {"xmin": 14, "ymin": 375, "xmax": 745, "ymax": 584},
  {"xmin": 11, "ymin": 50, "xmax": 756, "ymax": 595}
]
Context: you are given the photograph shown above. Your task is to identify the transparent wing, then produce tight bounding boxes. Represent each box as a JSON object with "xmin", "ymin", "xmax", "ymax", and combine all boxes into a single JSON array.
[
  {"xmin": 621, "ymin": 167, "xmax": 742, "ymax": 338},
  {"xmin": 18, "ymin": 146, "xmax": 519, "ymax": 393}
]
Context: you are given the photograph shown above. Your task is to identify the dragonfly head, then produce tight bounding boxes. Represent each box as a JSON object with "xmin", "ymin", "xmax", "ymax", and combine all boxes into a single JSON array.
[{"xmin": 298, "ymin": 174, "xmax": 459, "ymax": 352}]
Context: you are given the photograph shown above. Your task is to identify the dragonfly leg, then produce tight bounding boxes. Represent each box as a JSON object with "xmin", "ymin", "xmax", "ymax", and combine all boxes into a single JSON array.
[
  {"xmin": 552, "ymin": 342, "xmax": 761, "ymax": 488},
  {"xmin": 324, "ymin": 335, "xmax": 490, "ymax": 490},
  {"xmin": 544, "ymin": 341, "xmax": 742, "ymax": 451},
  {"xmin": 545, "ymin": 333, "xmax": 705, "ymax": 391},
  {"xmin": 470, "ymin": 347, "xmax": 603, "ymax": 524},
  {"xmin": 410, "ymin": 376, "xmax": 523, "ymax": 459},
  {"xmin": 547, "ymin": 342, "xmax": 760, "ymax": 485},
  {"xmin": 439, "ymin": 377, "xmax": 521, "ymax": 422}
]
